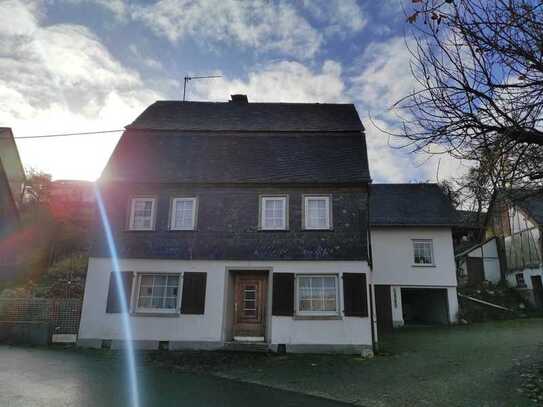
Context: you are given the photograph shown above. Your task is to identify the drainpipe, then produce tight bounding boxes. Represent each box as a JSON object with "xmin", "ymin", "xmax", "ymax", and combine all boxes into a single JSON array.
[{"xmin": 365, "ymin": 184, "xmax": 379, "ymax": 352}]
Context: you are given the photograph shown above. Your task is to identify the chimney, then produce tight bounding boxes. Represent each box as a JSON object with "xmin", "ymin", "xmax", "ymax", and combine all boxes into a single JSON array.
[{"xmin": 230, "ymin": 94, "xmax": 248, "ymax": 103}]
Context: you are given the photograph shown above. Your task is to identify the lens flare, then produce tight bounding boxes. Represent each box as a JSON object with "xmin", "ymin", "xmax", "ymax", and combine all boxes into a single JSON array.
[{"xmin": 94, "ymin": 184, "xmax": 140, "ymax": 407}]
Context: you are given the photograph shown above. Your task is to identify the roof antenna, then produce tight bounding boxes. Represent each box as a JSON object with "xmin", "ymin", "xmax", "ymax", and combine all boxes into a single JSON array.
[{"xmin": 183, "ymin": 75, "xmax": 222, "ymax": 102}]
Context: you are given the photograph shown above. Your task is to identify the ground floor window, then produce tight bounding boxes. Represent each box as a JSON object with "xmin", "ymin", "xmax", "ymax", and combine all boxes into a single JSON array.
[
  {"xmin": 136, "ymin": 274, "xmax": 180, "ymax": 313},
  {"xmin": 296, "ymin": 275, "xmax": 338, "ymax": 315},
  {"xmin": 515, "ymin": 273, "xmax": 526, "ymax": 288}
]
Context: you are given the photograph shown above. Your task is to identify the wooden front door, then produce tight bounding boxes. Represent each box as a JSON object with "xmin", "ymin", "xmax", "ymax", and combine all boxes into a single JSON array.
[{"xmin": 233, "ymin": 273, "xmax": 267, "ymax": 339}]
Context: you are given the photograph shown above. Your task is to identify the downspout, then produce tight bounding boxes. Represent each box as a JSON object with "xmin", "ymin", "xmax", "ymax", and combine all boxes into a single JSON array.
[{"xmin": 365, "ymin": 183, "xmax": 379, "ymax": 353}]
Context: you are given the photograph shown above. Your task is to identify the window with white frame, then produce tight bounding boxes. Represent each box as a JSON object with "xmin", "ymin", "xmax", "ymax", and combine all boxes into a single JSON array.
[
  {"xmin": 170, "ymin": 197, "xmax": 197, "ymax": 230},
  {"xmin": 304, "ymin": 196, "xmax": 331, "ymax": 230},
  {"xmin": 261, "ymin": 196, "xmax": 287, "ymax": 230},
  {"xmin": 297, "ymin": 275, "xmax": 338, "ymax": 315},
  {"xmin": 136, "ymin": 274, "xmax": 180, "ymax": 313},
  {"xmin": 128, "ymin": 197, "xmax": 156, "ymax": 230},
  {"xmin": 413, "ymin": 239, "xmax": 434, "ymax": 265}
]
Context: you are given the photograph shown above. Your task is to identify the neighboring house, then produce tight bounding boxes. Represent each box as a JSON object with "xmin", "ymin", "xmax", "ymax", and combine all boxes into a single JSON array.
[
  {"xmin": 487, "ymin": 191, "xmax": 543, "ymax": 309},
  {"xmin": 369, "ymin": 184, "xmax": 459, "ymax": 333},
  {"xmin": 456, "ymin": 238, "xmax": 501, "ymax": 286},
  {"xmin": 78, "ymin": 96, "xmax": 374, "ymax": 354},
  {"xmin": 452, "ymin": 209, "xmax": 502, "ymax": 286},
  {"xmin": 0, "ymin": 128, "xmax": 25, "ymax": 280}
]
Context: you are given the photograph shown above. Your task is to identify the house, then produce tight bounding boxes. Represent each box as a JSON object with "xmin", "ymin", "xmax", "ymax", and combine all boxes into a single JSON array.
[
  {"xmin": 452, "ymin": 209, "xmax": 502, "ymax": 286},
  {"xmin": 78, "ymin": 96, "xmax": 374, "ymax": 354},
  {"xmin": 0, "ymin": 128, "xmax": 25, "ymax": 280},
  {"xmin": 369, "ymin": 184, "xmax": 459, "ymax": 333},
  {"xmin": 487, "ymin": 190, "xmax": 543, "ymax": 309},
  {"xmin": 455, "ymin": 237, "xmax": 501, "ymax": 286}
]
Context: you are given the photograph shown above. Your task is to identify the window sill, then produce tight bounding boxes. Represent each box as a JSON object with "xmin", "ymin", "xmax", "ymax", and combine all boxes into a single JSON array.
[
  {"xmin": 131, "ymin": 312, "xmax": 180, "ymax": 318},
  {"xmin": 411, "ymin": 264, "xmax": 436, "ymax": 268},
  {"xmin": 294, "ymin": 315, "xmax": 342, "ymax": 321}
]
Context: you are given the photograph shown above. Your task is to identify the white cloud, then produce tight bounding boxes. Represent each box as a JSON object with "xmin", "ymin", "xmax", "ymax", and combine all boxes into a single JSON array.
[
  {"xmin": 59, "ymin": 0, "xmax": 128, "ymax": 19},
  {"xmin": 349, "ymin": 35, "xmax": 469, "ymax": 183},
  {"xmin": 93, "ymin": 0, "xmax": 127, "ymax": 18},
  {"xmin": 350, "ymin": 36, "xmax": 416, "ymax": 113},
  {"xmin": 0, "ymin": 0, "xmax": 162, "ymax": 180},
  {"xmin": 302, "ymin": 0, "xmax": 366, "ymax": 36},
  {"xmin": 128, "ymin": 44, "xmax": 164, "ymax": 71},
  {"xmin": 131, "ymin": 0, "xmax": 323, "ymax": 59},
  {"xmin": 191, "ymin": 60, "xmax": 346, "ymax": 103}
]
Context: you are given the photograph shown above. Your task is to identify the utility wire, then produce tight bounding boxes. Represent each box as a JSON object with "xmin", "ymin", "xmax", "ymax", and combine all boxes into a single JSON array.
[{"xmin": 9, "ymin": 129, "xmax": 124, "ymax": 140}]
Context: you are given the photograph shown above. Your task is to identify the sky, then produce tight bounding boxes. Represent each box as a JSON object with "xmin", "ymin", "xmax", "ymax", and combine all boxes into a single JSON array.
[{"xmin": 0, "ymin": 0, "xmax": 467, "ymax": 182}]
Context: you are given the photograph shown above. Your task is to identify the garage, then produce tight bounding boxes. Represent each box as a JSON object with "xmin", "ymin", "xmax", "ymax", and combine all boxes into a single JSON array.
[{"xmin": 401, "ymin": 288, "xmax": 450, "ymax": 325}]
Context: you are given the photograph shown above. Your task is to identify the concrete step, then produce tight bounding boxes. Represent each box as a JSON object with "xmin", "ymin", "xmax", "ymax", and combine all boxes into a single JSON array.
[{"xmin": 223, "ymin": 341, "xmax": 269, "ymax": 353}]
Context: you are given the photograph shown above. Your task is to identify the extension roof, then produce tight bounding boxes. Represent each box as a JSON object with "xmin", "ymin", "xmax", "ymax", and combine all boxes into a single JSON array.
[
  {"xmin": 102, "ymin": 100, "xmax": 370, "ymax": 184},
  {"xmin": 370, "ymin": 183, "xmax": 458, "ymax": 226}
]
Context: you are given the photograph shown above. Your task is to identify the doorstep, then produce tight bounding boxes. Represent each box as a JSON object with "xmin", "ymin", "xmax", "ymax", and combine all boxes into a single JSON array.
[
  {"xmin": 233, "ymin": 336, "xmax": 265, "ymax": 342},
  {"xmin": 223, "ymin": 340, "xmax": 269, "ymax": 353}
]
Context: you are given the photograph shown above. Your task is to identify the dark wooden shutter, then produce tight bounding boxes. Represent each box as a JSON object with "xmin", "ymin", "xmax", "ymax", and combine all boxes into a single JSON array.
[
  {"xmin": 343, "ymin": 273, "xmax": 368, "ymax": 317},
  {"xmin": 106, "ymin": 271, "xmax": 133, "ymax": 313},
  {"xmin": 272, "ymin": 273, "xmax": 294, "ymax": 316},
  {"xmin": 181, "ymin": 272, "xmax": 207, "ymax": 314}
]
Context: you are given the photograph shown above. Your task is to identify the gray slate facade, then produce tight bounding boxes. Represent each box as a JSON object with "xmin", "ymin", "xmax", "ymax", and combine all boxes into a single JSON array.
[{"xmin": 92, "ymin": 99, "xmax": 371, "ymax": 262}]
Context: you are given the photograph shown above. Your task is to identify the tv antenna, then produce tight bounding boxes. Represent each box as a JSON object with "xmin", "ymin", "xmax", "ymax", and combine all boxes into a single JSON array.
[{"xmin": 183, "ymin": 75, "xmax": 223, "ymax": 101}]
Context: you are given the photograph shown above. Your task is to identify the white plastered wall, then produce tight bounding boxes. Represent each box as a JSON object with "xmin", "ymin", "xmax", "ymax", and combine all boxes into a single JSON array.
[
  {"xmin": 78, "ymin": 258, "xmax": 373, "ymax": 347},
  {"xmin": 370, "ymin": 227, "xmax": 459, "ymax": 325}
]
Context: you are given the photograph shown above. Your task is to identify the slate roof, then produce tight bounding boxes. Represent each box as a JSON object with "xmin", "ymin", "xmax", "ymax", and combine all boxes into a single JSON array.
[
  {"xmin": 101, "ymin": 101, "xmax": 370, "ymax": 184},
  {"xmin": 370, "ymin": 183, "xmax": 458, "ymax": 226},
  {"xmin": 127, "ymin": 101, "xmax": 364, "ymax": 132}
]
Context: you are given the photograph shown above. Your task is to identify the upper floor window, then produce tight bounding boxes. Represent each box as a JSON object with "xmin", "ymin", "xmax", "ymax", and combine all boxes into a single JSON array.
[
  {"xmin": 129, "ymin": 197, "xmax": 156, "ymax": 231},
  {"xmin": 170, "ymin": 197, "xmax": 197, "ymax": 230},
  {"xmin": 413, "ymin": 239, "xmax": 434, "ymax": 265},
  {"xmin": 296, "ymin": 274, "xmax": 338, "ymax": 315},
  {"xmin": 260, "ymin": 196, "xmax": 288, "ymax": 230},
  {"xmin": 303, "ymin": 195, "xmax": 331, "ymax": 230}
]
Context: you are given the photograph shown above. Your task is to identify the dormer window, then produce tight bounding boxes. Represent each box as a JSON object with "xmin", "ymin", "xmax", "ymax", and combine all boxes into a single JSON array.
[
  {"xmin": 128, "ymin": 197, "xmax": 156, "ymax": 231},
  {"xmin": 260, "ymin": 196, "xmax": 288, "ymax": 230},
  {"xmin": 303, "ymin": 195, "xmax": 332, "ymax": 230},
  {"xmin": 170, "ymin": 197, "xmax": 197, "ymax": 230}
]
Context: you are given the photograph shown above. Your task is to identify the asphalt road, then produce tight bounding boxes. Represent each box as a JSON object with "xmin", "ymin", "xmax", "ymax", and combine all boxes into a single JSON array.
[{"xmin": 0, "ymin": 346, "xmax": 350, "ymax": 407}]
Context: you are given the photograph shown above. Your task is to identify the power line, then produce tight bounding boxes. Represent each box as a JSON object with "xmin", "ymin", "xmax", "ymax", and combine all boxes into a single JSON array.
[{"xmin": 11, "ymin": 129, "xmax": 124, "ymax": 140}]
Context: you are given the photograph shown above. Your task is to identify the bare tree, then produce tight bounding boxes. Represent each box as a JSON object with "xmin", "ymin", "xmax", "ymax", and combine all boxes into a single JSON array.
[{"xmin": 397, "ymin": 0, "xmax": 543, "ymax": 196}]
